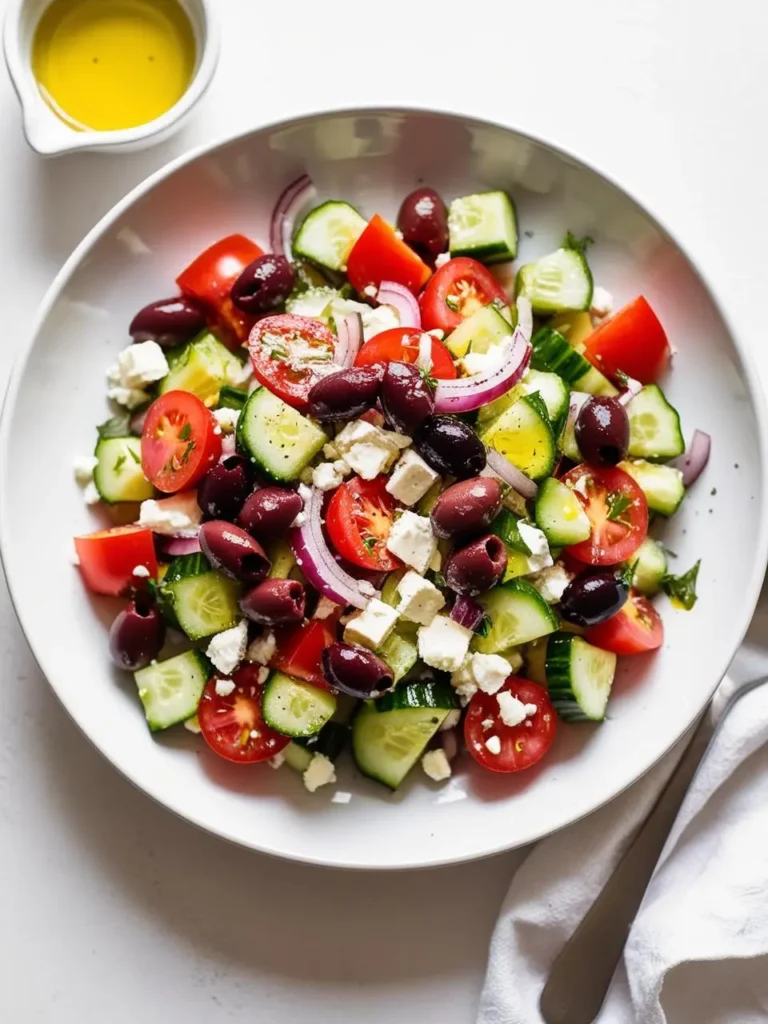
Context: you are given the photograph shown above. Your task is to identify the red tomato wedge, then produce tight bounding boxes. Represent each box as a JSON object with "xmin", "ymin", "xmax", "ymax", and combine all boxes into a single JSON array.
[
  {"xmin": 355, "ymin": 327, "xmax": 457, "ymax": 379},
  {"xmin": 562, "ymin": 464, "xmax": 648, "ymax": 566},
  {"xmin": 177, "ymin": 234, "xmax": 264, "ymax": 346},
  {"xmin": 586, "ymin": 591, "xmax": 664, "ymax": 654},
  {"xmin": 74, "ymin": 525, "xmax": 157, "ymax": 596},
  {"xmin": 197, "ymin": 664, "xmax": 290, "ymax": 764},
  {"xmin": 346, "ymin": 214, "xmax": 431, "ymax": 295},
  {"xmin": 419, "ymin": 256, "xmax": 509, "ymax": 333},
  {"xmin": 584, "ymin": 296, "xmax": 670, "ymax": 384},
  {"xmin": 141, "ymin": 390, "xmax": 221, "ymax": 494},
  {"xmin": 465, "ymin": 677, "xmax": 556, "ymax": 773},
  {"xmin": 326, "ymin": 475, "xmax": 402, "ymax": 572},
  {"xmin": 272, "ymin": 617, "xmax": 340, "ymax": 689},
  {"xmin": 248, "ymin": 313, "xmax": 338, "ymax": 410}
]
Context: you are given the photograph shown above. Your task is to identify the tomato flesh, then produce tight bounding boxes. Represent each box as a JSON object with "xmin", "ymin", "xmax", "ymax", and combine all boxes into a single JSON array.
[
  {"xmin": 326, "ymin": 475, "xmax": 401, "ymax": 571},
  {"xmin": 562, "ymin": 464, "xmax": 648, "ymax": 566},
  {"xmin": 197, "ymin": 664, "xmax": 290, "ymax": 764},
  {"xmin": 419, "ymin": 257, "xmax": 509, "ymax": 333},
  {"xmin": 248, "ymin": 313, "xmax": 338, "ymax": 410},
  {"xmin": 272, "ymin": 618, "xmax": 339, "ymax": 689},
  {"xmin": 584, "ymin": 296, "xmax": 670, "ymax": 384},
  {"xmin": 346, "ymin": 214, "xmax": 431, "ymax": 295},
  {"xmin": 465, "ymin": 677, "xmax": 556, "ymax": 773},
  {"xmin": 586, "ymin": 591, "xmax": 664, "ymax": 654},
  {"xmin": 74, "ymin": 526, "xmax": 157, "ymax": 596},
  {"xmin": 355, "ymin": 327, "xmax": 457, "ymax": 379},
  {"xmin": 141, "ymin": 390, "xmax": 221, "ymax": 493}
]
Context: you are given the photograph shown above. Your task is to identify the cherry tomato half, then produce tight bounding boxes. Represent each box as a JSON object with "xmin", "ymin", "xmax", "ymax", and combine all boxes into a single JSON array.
[
  {"xmin": 586, "ymin": 590, "xmax": 664, "ymax": 655},
  {"xmin": 355, "ymin": 327, "xmax": 457, "ymax": 379},
  {"xmin": 465, "ymin": 677, "xmax": 557, "ymax": 773},
  {"xmin": 248, "ymin": 313, "xmax": 338, "ymax": 410},
  {"xmin": 326, "ymin": 475, "xmax": 402, "ymax": 572},
  {"xmin": 141, "ymin": 390, "xmax": 221, "ymax": 494},
  {"xmin": 197, "ymin": 663, "xmax": 291, "ymax": 764},
  {"xmin": 346, "ymin": 214, "xmax": 431, "ymax": 295},
  {"xmin": 562, "ymin": 464, "xmax": 648, "ymax": 566},
  {"xmin": 74, "ymin": 525, "xmax": 157, "ymax": 596},
  {"xmin": 584, "ymin": 296, "xmax": 670, "ymax": 385},
  {"xmin": 271, "ymin": 617, "xmax": 339, "ymax": 689},
  {"xmin": 419, "ymin": 257, "xmax": 509, "ymax": 333}
]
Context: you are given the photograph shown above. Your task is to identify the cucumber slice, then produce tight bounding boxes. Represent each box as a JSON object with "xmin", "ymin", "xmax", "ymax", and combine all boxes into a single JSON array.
[
  {"xmin": 292, "ymin": 201, "xmax": 367, "ymax": 271},
  {"xmin": 480, "ymin": 393, "xmax": 556, "ymax": 480},
  {"xmin": 516, "ymin": 247, "xmax": 593, "ymax": 314},
  {"xmin": 218, "ymin": 385, "xmax": 248, "ymax": 411},
  {"xmin": 531, "ymin": 327, "xmax": 617, "ymax": 396},
  {"xmin": 159, "ymin": 553, "xmax": 241, "ymax": 640},
  {"xmin": 444, "ymin": 303, "xmax": 512, "ymax": 359},
  {"xmin": 285, "ymin": 285, "xmax": 340, "ymax": 323},
  {"xmin": 377, "ymin": 630, "xmax": 419, "ymax": 683},
  {"xmin": 477, "ymin": 368, "xmax": 570, "ymax": 433},
  {"xmin": 535, "ymin": 477, "xmax": 591, "ymax": 546},
  {"xmin": 545, "ymin": 632, "xmax": 617, "ymax": 721},
  {"xmin": 490, "ymin": 511, "xmax": 542, "ymax": 582},
  {"xmin": 549, "ymin": 310, "xmax": 594, "ymax": 352},
  {"xmin": 626, "ymin": 385, "xmax": 685, "ymax": 460},
  {"xmin": 447, "ymin": 190, "xmax": 517, "ymax": 263},
  {"xmin": 159, "ymin": 332, "xmax": 245, "ymax": 407},
  {"xmin": 93, "ymin": 437, "xmax": 153, "ymax": 503},
  {"xmin": 619, "ymin": 459, "xmax": 685, "ymax": 516},
  {"xmin": 629, "ymin": 536, "xmax": 668, "ymax": 596},
  {"xmin": 284, "ymin": 741, "xmax": 313, "ymax": 773},
  {"xmin": 261, "ymin": 671, "xmax": 337, "ymax": 737},
  {"xmin": 374, "ymin": 680, "xmax": 457, "ymax": 712},
  {"xmin": 237, "ymin": 387, "xmax": 327, "ymax": 483},
  {"xmin": 294, "ymin": 721, "xmax": 350, "ymax": 761},
  {"xmin": 266, "ymin": 538, "xmax": 297, "ymax": 580},
  {"xmin": 473, "ymin": 578, "xmax": 559, "ymax": 654},
  {"xmin": 523, "ymin": 638, "xmax": 548, "ymax": 686},
  {"xmin": 558, "ymin": 392, "xmax": 588, "ymax": 461},
  {"xmin": 134, "ymin": 650, "xmax": 211, "ymax": 732}
]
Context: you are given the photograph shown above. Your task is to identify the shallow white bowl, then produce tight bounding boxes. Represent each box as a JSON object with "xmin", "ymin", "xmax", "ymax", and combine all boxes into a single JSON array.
[{"xmin": 2, "ymin": 109, "xmax": 766, "ymax": 869}]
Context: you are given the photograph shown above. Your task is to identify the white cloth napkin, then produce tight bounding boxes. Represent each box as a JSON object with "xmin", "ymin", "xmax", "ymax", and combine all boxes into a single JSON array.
[{"xmin": 478, "ymin": 673, "xmax": 768, "ymax": 1024}]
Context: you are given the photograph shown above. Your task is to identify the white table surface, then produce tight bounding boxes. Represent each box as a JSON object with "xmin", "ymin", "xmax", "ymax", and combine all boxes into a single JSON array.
[{"xmin": 2, "ymin": 2, "xmax": 768, "ymax": 1021}]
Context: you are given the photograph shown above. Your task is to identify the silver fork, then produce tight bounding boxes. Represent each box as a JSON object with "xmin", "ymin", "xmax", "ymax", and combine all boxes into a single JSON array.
[{"xmin": 539, "ymin": 673, "xmax": 768, "ymax": 1024}]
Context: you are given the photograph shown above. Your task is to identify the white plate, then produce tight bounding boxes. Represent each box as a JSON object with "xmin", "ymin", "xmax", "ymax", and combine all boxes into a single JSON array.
[{"xmin": 2, "ymin": 109, "xmax": 766, "ymax": 869}]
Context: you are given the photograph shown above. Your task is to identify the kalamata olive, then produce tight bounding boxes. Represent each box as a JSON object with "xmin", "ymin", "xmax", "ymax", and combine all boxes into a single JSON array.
[
  {"xmin": 396, "ymin": 187, "xmax": 449, "ymax": 261},
  {"xmin": 129, "ymin": 296, "xmax": 206, "ymax": 348},
  {"xmin": 241, "ymin": 578, "xmax": 306, "ymax": 625},
  {"xmin": 109, "ymin": 597, "xmax": 165, "ymax": 671},
  {"xmin": 197, "ymin": 456, "xmax": 252, "ymax": 521},
  {"xmin": 230, "ymin": 254, "xmax": 295, "ymax": 314},
  {"xmin": 238, "ymin": 486, "xmax": 303, "ymax": 542},
  {"xmin": 308, "ymin": 365, "xmax": 384, "ymax": 421},
  {"xmin": 445, "ymin": 534, "xmax": 507, "ymax": 595},
  {"xmin": 415, "ymin": 415, "xmax": 486, "ymax": 478},
  {"xmin": 559, "ymin": 570, "xmax": 629, "ymax": 627},
  {"xmin": 199, "ymin": 521, "xmax": 270, "ymax": 584},
  {"xmin": 430, "ymin": 476, "xmax": 503, "ymax": 540},
  {"xmin": 575, "ymin": 396, "xmax": 630, "ymax": 467},
  {"xmin": 380, "ymin": 361, "xmax": 435, "ymax": 433},
  {"xmin": 321, "ymin": 642, "xmax": 395, "ymax": 699}
]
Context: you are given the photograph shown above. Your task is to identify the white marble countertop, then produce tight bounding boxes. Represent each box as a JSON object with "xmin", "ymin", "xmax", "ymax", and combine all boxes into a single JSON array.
[{"xmin": 2, "ymin": 1, "xmax": 768, "ymax": 1020}]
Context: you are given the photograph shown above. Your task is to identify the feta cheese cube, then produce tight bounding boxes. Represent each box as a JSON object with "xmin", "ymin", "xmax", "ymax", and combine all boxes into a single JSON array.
[
  {"xmin": 496, "ymin": 691, "xmax": 528, "ymax": 727},
  {"xmin": 312, "ymin": 460, "xmax": 350, "ymax": 491},
  {"xmin": 471, "ymin": 652, "xmax": 514, "ymax": 695},
  {"xmin": 386, "ymin": 511, "xmax": 437, "ymax": 574},
  {"xmin": 396, "ymin": 570, "xmax": 445, "ymax": 626},
  {"xmin": 73, "ymin": 455, "xmax": 99, "ymax": 485},
  {"xmin": 345, "ymin": 442, "xmax": 395, "ymax": 480},
  {"xmin": 214, "ymin": 678, "xmax": 236, "ymax": 697},
  {"xmin": 334, "ymin": 419, "xmax": 383, "ymax": 454},
  {"xmin": 422, "ymin": 748, "xmax": 452, "ymax": 782},
  {"xmin": 117, "ymin": 341, "xmax": 169, "ymax": 388},
  {"xmin": 303, "ymin": 752, "xmax": 337, "ymax": 792},
  {"xmin": 138, "ymin": 491, "xmax": 202, "ymax": 536},
  {"xmin": 213, "ymin": 407, "xmax": 241, "ymax": 433},
  {"xmin": 517, "ymin": 522, "xmax": 553, "ymax": 573},
  {"xmin": 247, "ymin": 630, "xmax": 276, "ymax": 665},
  {"xmin": 528, "ymin": 562, "xmax": 573, "ymax": 603},
  {"xmin": 83, "ymin": 481, "xmax": 101, "ymax": 505},
  {"xmin": 344, "ymin": 598, "xmax": 399, "ymax": 650},
  {"xmin": 331, "ymin": 297, "xmax": 400, "ymax": 341},
  {"xmin": 485, "ymin": 735, "xmax": 502, "ymax": 755},
  {"xmin": 418, "ymin": 615, "xmax": 473, "ymax": 673},
  {"xmin": 590, "ymin": 286, "xmax": 613, "ymax": 320},
  {"xmin": 386, "ymin": 449, "xmax": 439, "ymax": 506},
  {"xmin": 207, "ymin": 620, "xmax": 249, "ymax": 676}
]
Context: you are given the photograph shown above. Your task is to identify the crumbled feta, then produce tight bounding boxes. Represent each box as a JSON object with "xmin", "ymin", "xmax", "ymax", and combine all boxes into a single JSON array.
[
  {"xmin": 528, "ymin": 562, "xmax": 573, "ymax": 603},
  {"xmin": 331, "ymin": 297, "xmax": 400, "ymax": 341},
  {"xmin": 138, "ymin": 491, "xmax": 202, "ymax": 536},
  {"xmin": 334, "ymin": 419, "xmax": 409, "ymax": 456},
  {"xmin": 323, "ymin": 441, "xmax": 341, "ymax": 460},
  {"xmin": 481, "ymin": 718, "xmax": 494, "ymax": 731},
  {"xmin": 268, "ymin": 751, "xmax": 286, "ymax": 769},
  {"xmin": 590, "ymin": 286, "xmax": 613, "ymax": 320},
  {"xmin": 257, "ymin": 666, "xmax": 270, "ymax": 685},
  {"xmin": 312, "ymin": 460, "xmax": 350, "ymax": 491},
  {"xmin": 213, "ymin": 407, "xmax": 241, "ymax": 433},
  {"xmin": 73, "ymin": 455, "xmax": 98, "ymax": 485},
  {"xmin": 396, "ymin": 570, "xmax": 445, "ymax": 626},
  {"xmin": 207, "ymin": 620, "xmax": 249, "ymax": 676},
  {"xmin": 313, "ymin": 596, "xmax": 340, "ymax": 620},
  {"xmin": 107, "ymin": 384, "xmax": 150, "ymax": 409},
  {"xmin": 303, "ymin": 752, "xmax": 337, "ymax": 792},
  {"xmin": 344, "ymin": 598, "xmax": 399, "ymax": 650},
  {"xmin": 362, "ymin": 284, "xmax": 378, "ymax": 298},
  {"xmin": 418, "ymin": 615, "xmax": 473, "ymax": 673},
  {"xmin": 116, "ymin": 341, "xmax": 169, "ymax": 388},
  {"xmin": 422, "ymin": 748, "xmax": 452, "ymax": 782},
  {"xmin": 331, "ymin": 790, "xmax": 352, "ymax": 804},
  {"xmin": 83, "ymin": 481, "xmax": 101, "ymax": 505},
  {"xmin": 440, "ymin": 709, "xmax": 461, "ymax": 731},
  {"xmin": 214, "ymin": 678, "xmax": 236, "ymax": 697},
  {"xmin": 247, "ymin": 630, "xmax": 276, "ymax": 665},
  {"xmin": 496, "ymin": 691, "xmax": 531, "ymax": 727},
  {"xmin": 385, "ymin": 449, "xmax": 439, "ymax": 506},
  {"xmin": 132, "ymin": 565, "xmax": 150, "ymax": 579},
  {"xmin": 485, "ymin": 735, "xmax": 502, "ymax": 755},
  {"xmin": 435, "ymin": 252, "xmax": 451, "ymax": 268},
  {"xmin": 386, "ymin": 510, "xmax": 437, "ymax": 574},
  {"xmin": 472, "ymin": 652, "xmax": 514, "ymax": 694},
  {"xmin": 460, "ymin": 343, "xmax": 510, "ymax": 377},
  {"xmin": 290, "ymin": 510, "xmax": 306, "ymax": 528},
  {"xmin": 517, "ymin": 522, "xmax": 554, "ymax": 573},
  {"xmin": 344, "ymin": 442, "xmax": 394, "ymax": 480},
  {"xmin": 184, "ymin": 715, "xmax": 201, "ymax": 734}
]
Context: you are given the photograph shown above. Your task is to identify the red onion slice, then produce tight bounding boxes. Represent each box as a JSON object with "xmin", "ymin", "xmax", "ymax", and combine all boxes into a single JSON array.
[
  {"xmin": 434, "ymin": 327, "xmax": 531, "ymax": 414},
  {"xmin": 450, "ymin": 594, "xmax": 485, "ymax": 631},
  {"xmin": 376, "ymin": 280, "xmax": 421, "ymax": 329},
  {"xmin": 617, "ymin": 374, "xmax": 643, "ymax": 406},
  {"xmin": 159, "ymin": 534, "xmax": 202, "ymax": 557},
  {"xmin": 269, "ymin": 175, "xmax": 317, "ymax": 258},
  {"xmin": 482, "ymin": 447, "xmax": 538, "ymax": 500},
  {"xmin": 672, "ymin": 429, "xmax": 711, "ymax": 486},
  {"xmin": 515, "ymin": 295, "xmax": 533, "ymax": 341},
  {"xmin": 334, "ymin": 313, "xmax": 363, "ymax": 368}
]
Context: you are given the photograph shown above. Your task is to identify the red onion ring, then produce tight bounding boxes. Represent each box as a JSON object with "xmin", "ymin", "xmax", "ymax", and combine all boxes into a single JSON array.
[
  {"xmin": 334, "ymin": 313, "xmax": 363, "ymax": 368},
  {"xmin": 434, "ymin": 327, "xmax": 531, "ymax": 414},
  {"xmin": 450, "ymin": 594, "xmax": 485, "ymax": 631},
  {"xmin": 159, "ymin": 534, "xmax": 201, "ymax": 557},
  {"xmin": 376, "ymin": 280, "xmax": 421, "ymax": 329},
  {"xmin": 482, "ymin": 447, "xmax": 538, "ymax": 500},
  {"xmin": 269, "ymin": 175, "xmax": 317, "ymax": 258},
  {"xmin": 672, "ymin": 429, "xmax": 711, "ymax": 486}
]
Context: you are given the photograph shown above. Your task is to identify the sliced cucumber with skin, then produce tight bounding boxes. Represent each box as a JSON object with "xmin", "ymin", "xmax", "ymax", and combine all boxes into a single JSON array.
[
  {"xmin": 374, "ymin": 680, "xmax": 457, "ymax": 713},
  {"xmin": 292, "ymin": 201, "xmax": 367, "ymax": 272},
  {"xmin": 626, "ymin": 385, "xmax": 685, "ymax": 460},
  {"xmin": 491, "ymin": 509, "xmax": 537, "ymax": 582},
  {"xmin": 134, "ymin": 650, "xmax": 211, "ymax": 732},
  {"xmin": 447, "ymin": 191, "xmax": 517, "ymax": 264},
  {"xmin": 531, "ymin": 327, "xmax": 617, "ymax": 396},
  {"xmin": 262, "ymin": 671, "xmax": 337, "ymax": 737},
  {"xmin": 516, "ymin": 246, "xmax": 593, "ymax": 315},
  {"xmin": 545, "ymin": 632, "xmax": 617, "ymax": 722},
  {"xmin": 477, "ymin": 368, "xmax": 570, "ymax": 433},
  {"xmin": 558, "ymin": 391, "xmax": 588, "ymax": 461},
  {"xmin": 93, "ymin": 437, "xmax": 153, "ymax": 503},
  {"xmin": 549, "ymin": 310, "xmax": 594, "ymax": 353},
  {"xmin": 285, "ymin": 285, "xmax": 341, "ymax": 323},
  {"xmin": 629, "ymin": 536, "xmax": 668, "ymax": 596},
  {"xmin": 217, "ymin": 385, "xmax": 248, "ymax": 411},
  {"xmin": 294, "ymin": 721, "xmax": 350, "ymax": 761},
  {"xmin": 377, "ymin": 631, "xmax": 419, "ymax": 683},
  {"xmin": 283, "ymin": 741, "xmax": 313, "ymax": 773},
  {"xmin": 159, "ymin": 332, "xmax": 245, "ymax": 407},
  {"xmin": 480, "ymin": 393, "xmax": 557, "ymax": 480},
  {"xmin": 159, "ymin": 553, "xmax": 241, "ymax": 640},
  {"xmin": 444, "ymin": 303, "xmax": 512, "ymax": 359},
  {"xmin": 473, "ymin": 578, "xmax": 559, "ymax": 655},
  {"xmin": 619, "ymin": 459, "xmax": 685, "ymax": 516},
  {"xmin": 535, "ymin": 477, "xmax": 592, "ymax": 546},
  {"xmin": 237, "ymin": 387, "xmax": 327, "ymax": 483}
]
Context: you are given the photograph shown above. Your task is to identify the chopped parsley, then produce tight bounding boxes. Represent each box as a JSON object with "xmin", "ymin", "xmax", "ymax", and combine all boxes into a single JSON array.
[
  {"xmin": 97, "ymin": 413, "xmax": 131, "ymax": 439},
  {"xmin": 179, "ymin": 422, "xmax": 192, "ymax": 441},
  {"xmin": 606, "ymin": 491, "xmax": 632, "ymax": 526},
  {"xmin": 128, "ymin": 446, "xmax": 141, "ymax": 464},
  {"xmin": 362, "ymin": 536, "xmax": 377, "ymax": 554},
  {"xmin": 180, "ymin": 440, "xmax": 196, "ymax": 465},
  {"xmin": 113, "ymin": 452, "xmax": 126, "ymax": 473},
  {"xmin": 475, "ymin": 615, "xmax": 492, "ymax": 638},
  {"xmin": 661, "ymin": 560, "xmax": 701, "ymax": 610},
  {"xmin": 445, "ymin": 295, "xmax": 460, "ymax": 313}
]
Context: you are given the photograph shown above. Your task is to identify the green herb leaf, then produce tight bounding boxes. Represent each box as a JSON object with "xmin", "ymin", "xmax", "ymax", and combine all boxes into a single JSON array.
[
  {"xmin": 524, "ymin": 390, "xmax": 551, "ymax": 426},
  {"xmin": 618, "ymin": 561, "xmax": 636, "ymax": 588},
  {"xmin": 179, "ymin": 422, "xmax": 192, "ymax": 441},
  {"xmin": 128, "ymin": 446, "xmax": 141, "ymax": 464},
  {"xmin": 445, "ymin": 295, "xmax": 460, "ymax": 313},
  {"xmin": 606, "ymin": 491, "xmax": 632, "ymax": 525},
  {"xmin": 661, "ymin": 559, "xmax": 701, "ymax": 610},
  {"xmin": 430, "ymin": 571, "xmax": 446, "ymax": 589},
  {"xmin": 614, "ymin": 369, "xmax": 630, "ymax": 388},
  {"xmin": 180, "ymin": 440, "xmax": 196, "ymax": 465},
  {"xmin": 362, "ymin": 536, "xmax": 377, "ymax": 553},
  {"xmin": 113, "ymin": 452, "xmax": 127, "ymax": 473},
  {"xmin": 97, "ymin": 414, "xmax": 131, "ymax": 439},
  {"xmin": 475, "ymin": 615, "xmax": 492, "ymax": 638},
  {"xmin": 563, "ymin": 231, "xmax": 594, "ymax": 256}
]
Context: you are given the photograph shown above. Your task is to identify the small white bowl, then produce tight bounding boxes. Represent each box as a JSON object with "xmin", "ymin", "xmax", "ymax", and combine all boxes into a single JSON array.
[{"xmin": 3, "ymin": 0, "xmax": 219, "ymax": 156}]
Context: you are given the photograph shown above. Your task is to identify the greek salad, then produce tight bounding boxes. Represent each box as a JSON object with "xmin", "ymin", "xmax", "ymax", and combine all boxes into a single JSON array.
[{"xmin": 72, "ymin": 180, "xmax": 708, "ymax": 794}]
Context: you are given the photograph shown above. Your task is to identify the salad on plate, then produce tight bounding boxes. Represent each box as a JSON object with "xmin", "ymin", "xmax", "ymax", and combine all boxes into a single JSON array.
[{"xmin": 71, "ymin": 180, "xmax": 708, "ymax": 795}]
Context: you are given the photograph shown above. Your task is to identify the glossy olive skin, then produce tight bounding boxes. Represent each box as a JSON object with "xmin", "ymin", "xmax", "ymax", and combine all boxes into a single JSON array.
[
  {"xmin": 199, "ymin": 521, "xmax": 270, "ymax": 584},
  {"xmin": 415, "ymin": 415, "xmax": 486, "ymax": 478},
  {"xmin": 396, "ymin": 187, "xmax": 449, "ymax": 261},
  {"xmin": 129, "ymin": 296, "xmax": 206, "ymax": 348},
  {"xmin": 308, "ymin": 365, "xmax": 384, "ymax": 421},
  {"xmin": 575, "ymin": 396, "xmax": 630, "ymax": 467},
  {"xmin": 559, "ymin": 571, "xmax": 629, "ymax": 627},
  {"xmin": 230, "ymin": 254, "xmax": 295, "ymax": 314},
  {"xmin": 109, "ymin": 598, "xmax": 165, "ymax": 670},
  {"xmin": 430, "ymin": 476, "xmax": 503, "ymax": 540},
  {"xmin": 238, "ymin": 486, "xmax": 303, "ymax": 542},
  {"xmin": 240, "ymin": 578, "xmax": 306, "ymax": 626},
  {"xmin": 197, "ymin": 456, "xmax": 252, "ymax": 521},
  {"xmin": 321, "ymin": 642, "xmax": 394, "ymax": 699},
  {"xmin": 445, "ymin": 534, "xmax": 507, "ymax": 595},
  {"xmin": 380, "ymin": 361, "xmax": 435, "ymax": 433}
]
